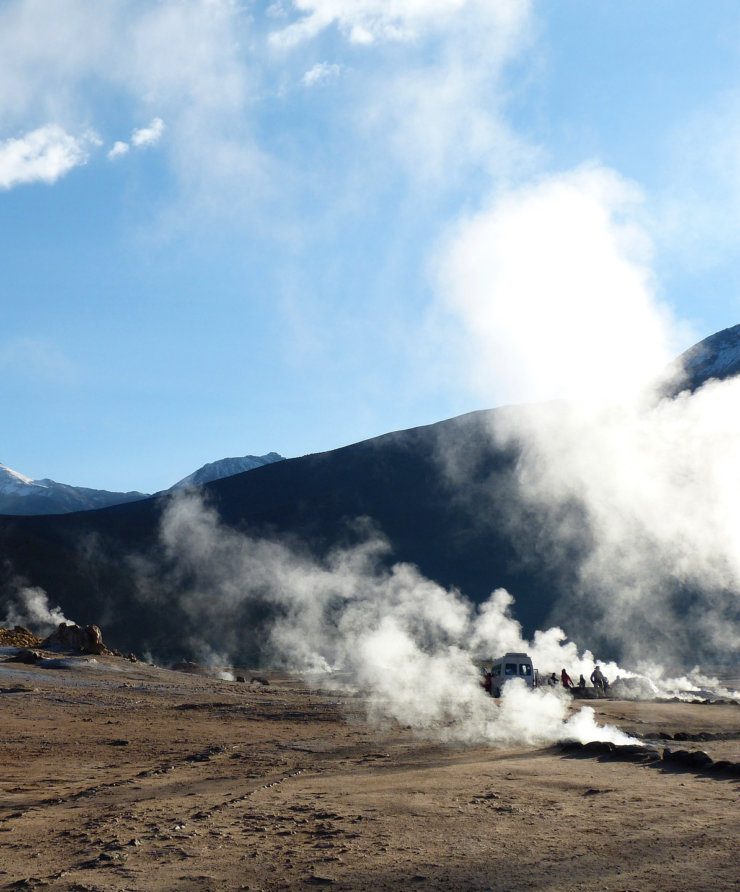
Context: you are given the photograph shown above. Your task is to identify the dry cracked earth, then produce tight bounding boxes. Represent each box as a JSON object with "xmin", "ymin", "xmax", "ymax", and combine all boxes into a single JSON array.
[{"xmin": 1, "ymin": 653, "xmax": 739, "ymax": 892}]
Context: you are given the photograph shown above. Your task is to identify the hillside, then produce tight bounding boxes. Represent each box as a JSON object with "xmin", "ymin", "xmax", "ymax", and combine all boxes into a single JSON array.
[
  {"xmin": 2, "ymin": 324, "xmax": 740, "ymax": 665},
  {"xmin": 0, "ymin": 407, "xmax": 564, "ymax": 662}
]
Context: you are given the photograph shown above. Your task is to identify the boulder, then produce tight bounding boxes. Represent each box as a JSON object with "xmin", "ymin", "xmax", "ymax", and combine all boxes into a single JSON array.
[
  {"xmin": 7, "ymin": 648, "xmax": 43, "ymax": 664},
  {"xmin": 83, "ymin": 625, "xmax": 106, "ymax": 654},
  {"xmin": 42, "ymin": 622, "xmax": 107, "ymax": 654}
]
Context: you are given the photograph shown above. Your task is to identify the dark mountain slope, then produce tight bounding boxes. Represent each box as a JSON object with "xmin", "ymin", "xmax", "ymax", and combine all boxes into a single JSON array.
[
  {"xmin": 0, "ymin": 408, "xmax": 577, "ymax": 661},
  {"xmin": 671, "ymin": 322, "xmax": 740, "ymax": 394}
]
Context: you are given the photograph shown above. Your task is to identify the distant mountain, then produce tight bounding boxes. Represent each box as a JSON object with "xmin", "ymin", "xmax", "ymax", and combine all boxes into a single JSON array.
[
  {"xmin": 0, "ymin": 452, "xmax": 285, "ymax": 516},
  {"xmin": 0, "ymin": 463, "xmax": 148, "ymax": 516},
  {"xmin": 169, "ymin": 453, "xmax": 284, "ymax": 491}
]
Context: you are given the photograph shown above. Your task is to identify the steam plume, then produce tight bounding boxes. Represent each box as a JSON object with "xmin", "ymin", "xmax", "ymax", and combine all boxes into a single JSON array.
[
  {"xmin": 150, "ymin": 492, "xmax": 636, "ymax": 746},
  {"xmin": 2, "ymin": 582, "xmax": 72, "ymax": 635},
  {"xmin": 486, "ymin": 378, "xmax": 740, "ymax": 667},
  {"xmin": 434, "ymin": 162, "xmax": 740, "ymax": 669}
]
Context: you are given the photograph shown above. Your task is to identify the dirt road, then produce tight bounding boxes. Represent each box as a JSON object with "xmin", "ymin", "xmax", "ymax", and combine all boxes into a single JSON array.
[{"xmin": 1, "ymin": 655, "xmax": 739, "ymax": 891}]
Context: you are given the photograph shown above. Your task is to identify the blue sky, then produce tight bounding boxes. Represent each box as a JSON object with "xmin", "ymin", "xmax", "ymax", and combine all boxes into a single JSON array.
[{"xmin": 2, "ymin": 0, "xmax": 740, "ymax": 493}]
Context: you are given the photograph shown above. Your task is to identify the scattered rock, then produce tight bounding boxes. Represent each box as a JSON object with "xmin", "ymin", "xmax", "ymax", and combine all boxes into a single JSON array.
[
  {"xmin": 607, "ymin": 744, "xmax": 661, "ymax": 763},
  {"xmin": 650, "ymin": 729, "xmax": 738, "ymax": 742},
  {"xmin": 581, "ymin": 741, "xmax": 615, "ymax": 757},
  {"xmin": 175, "ymin": 702, "xmax": 233, "ymax": 711},
  {"xmin": 565, "ymin": 739, "xmax": 740, "ymax": 778},
  {"xmin": 251, "ymin": 676, "xmax": 270, "ymax": 686},
  {"xmin": 172, "ymin": 660, "xmax": 199, "ymax": 672},
  {"xmin": 40, "ymin": 657, "xmax": 99, "ymax": 670},
  {"xmin": 709, "ymin": 760, "xmax": 735, "ymax": 774},
  {"xmin": 6, "ymin": 648, "xmax": 44, "ymax": 664},
  {"xmin": 184, "ymin": 746, "xmax": 226, "ymax": 763},
  {"xmin": 662, "ymin": 748, "xmax": 713, "ymax": 770}
]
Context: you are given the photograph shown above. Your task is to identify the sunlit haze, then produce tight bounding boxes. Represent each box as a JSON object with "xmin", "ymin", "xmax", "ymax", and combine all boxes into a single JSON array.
[{"xmin": 2, "ymin": 1, "xmax": 739, "ymax": 492}]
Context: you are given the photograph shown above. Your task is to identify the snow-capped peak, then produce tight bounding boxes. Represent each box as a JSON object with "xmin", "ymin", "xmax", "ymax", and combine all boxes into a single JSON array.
[
  {"xmin": 169, "ymin": 452, "xmax": 284, "ymax": 491},
  {"xmin": 0, "ymin": 462, "xmax": 43, "ymax": 495}
]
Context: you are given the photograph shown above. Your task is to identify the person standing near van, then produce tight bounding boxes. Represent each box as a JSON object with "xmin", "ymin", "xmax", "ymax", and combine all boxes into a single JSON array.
[
  {"xmin": 590, "ymin": 665, "xmax": 605, "ymax": 692},
  {"xmin": 561, "ymin": 668, "xmax": 574, "ymax": 689}
]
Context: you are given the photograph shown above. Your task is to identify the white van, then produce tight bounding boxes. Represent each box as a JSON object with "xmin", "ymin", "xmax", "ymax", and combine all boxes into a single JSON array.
[{"xmin": 485, "ymin": 652, "xmax": 536, "ymax": 697}]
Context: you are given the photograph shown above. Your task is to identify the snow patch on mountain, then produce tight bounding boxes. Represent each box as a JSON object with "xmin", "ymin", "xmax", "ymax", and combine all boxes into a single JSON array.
[
  {"xmin": 0, "ymin": 463, "xmax": 43, "ymax": 494},
  {"xmin": 169, "ymin": 452, "xmax": 284, "ymax": 491}
]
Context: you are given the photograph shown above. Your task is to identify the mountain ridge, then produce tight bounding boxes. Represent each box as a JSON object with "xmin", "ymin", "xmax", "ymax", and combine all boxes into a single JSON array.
[
  {"xmin": 0, "ymin": 452, "xmax": 285, "ymax": 516},
  {"xmin": 2, "ymin": 324, "xmax": 740, "ymax": 665},
  {"xmin": 6, "ymin": 322, "xmax": 740, "ymax": 517}
]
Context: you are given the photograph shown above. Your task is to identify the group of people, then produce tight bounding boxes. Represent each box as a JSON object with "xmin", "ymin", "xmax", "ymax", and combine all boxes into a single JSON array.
[
  {"xmin": 547, "ymin": 665, "xmax": 609, "ymax": 694},
  {"xmin": 546, "ymin": 669, "xmax": 578, "ymax": 688},
  {"xmin": 482, "ymin": 665, "xmax": 610, "ymax": 695}
]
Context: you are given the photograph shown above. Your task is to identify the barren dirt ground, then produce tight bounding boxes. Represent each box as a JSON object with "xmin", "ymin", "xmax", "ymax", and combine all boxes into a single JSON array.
[{"xmin": 1, "ymin": 655, "xmax": 739, "ymax": 892}]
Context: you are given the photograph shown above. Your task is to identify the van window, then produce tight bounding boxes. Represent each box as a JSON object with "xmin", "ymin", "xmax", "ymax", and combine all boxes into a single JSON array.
[
  {"xmin": 492, "ymin": 665, "xmax": 501, "ymax": 676},
  {"xmin": 519, "ymin": 664, "xmax": 532, "ymax": 677},
  {"xmin": 504, "ymin": 663, "xmax": 517, "ymax": 676}
]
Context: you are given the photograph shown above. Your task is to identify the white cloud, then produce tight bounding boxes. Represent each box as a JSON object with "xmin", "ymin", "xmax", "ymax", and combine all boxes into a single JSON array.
[
  {"xmin": 272, "ymin": 0, "xmax": 525, "ymax": 47},
  {"xmin": 271, "ymin": 0, "xmax": 537, "ymax": 190},
  {"xmin": 0, "ymin": 1, "xmax": 262, "ymax": 211},
  {"xmin": 107, "ymin": 139, "xmax": 129, "ymax": 160},
  {"xmin": 0, "ymin": 124, "xmax": 97, "ymax": 189},
  {"xmin": 360, "ymin": 53, "xmax": 532, "ymax": 186},
  {"xmin": 434, "ymin": 164, "xmax": 685, "ymax": 405},
  {"xmin": 107, "ymin": 118, "xmax": 165, "ymax": 162},
  {"xmin": 131, "ymin": 116, "xmax": 165, "ymax": 148},
  {"xmin": 0, "ymin": 0, "xmax": 536, "ymax": 214},
  {"xmin": 302, "ymin": 61, "xmax": 341, "ymax": 87}
]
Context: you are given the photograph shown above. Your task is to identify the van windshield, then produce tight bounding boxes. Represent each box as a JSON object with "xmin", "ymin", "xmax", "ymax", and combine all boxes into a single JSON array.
[
  {"xmin": 504, "ymin": 663, "xmax": 517, "ymax": 676},
  {"xmin": 519, "ymin": 664, "xmax": 532, "ymax": 677}
]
